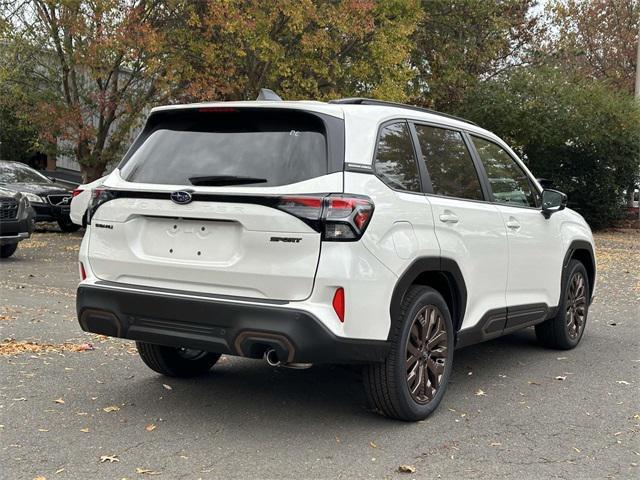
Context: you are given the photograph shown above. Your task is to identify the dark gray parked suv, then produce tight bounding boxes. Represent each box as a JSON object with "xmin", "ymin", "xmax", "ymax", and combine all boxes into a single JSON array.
[{"xmin": 0, "ymin": 187, "xmax": 35, "ymax": 258}]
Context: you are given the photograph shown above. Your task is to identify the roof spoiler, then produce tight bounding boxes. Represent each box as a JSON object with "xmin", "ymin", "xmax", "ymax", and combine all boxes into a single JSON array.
[{"xmin": 256, "ymin": 88, "xmax": 283, "ymax": 101}]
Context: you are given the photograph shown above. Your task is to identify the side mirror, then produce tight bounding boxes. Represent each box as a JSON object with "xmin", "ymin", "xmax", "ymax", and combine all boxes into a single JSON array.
[
  {"xmin": 541, "ymin": 189, "xmax": 567, "ymax": 218},
  {"xmin": 47, "ymin": 176, "xmax": 57, "ymax": 183}
]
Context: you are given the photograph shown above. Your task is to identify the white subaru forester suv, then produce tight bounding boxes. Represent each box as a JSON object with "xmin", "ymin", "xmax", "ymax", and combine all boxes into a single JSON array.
[{"xmin": 77, "ymin": 97, "xmax": 595, "ymax": 421}]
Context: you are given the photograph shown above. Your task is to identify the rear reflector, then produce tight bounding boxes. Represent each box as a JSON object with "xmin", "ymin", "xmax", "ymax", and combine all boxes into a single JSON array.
[
  {"xmin": 72, "ymin": 189, "xmax": 83, "ymax": 197},
  {"xmin": 332, "ymin": 287, "xmax": 345, "ymax": 322},
  {"xmin": 79, "ymin": 262, "xmax": 87, "ymax": 281}
]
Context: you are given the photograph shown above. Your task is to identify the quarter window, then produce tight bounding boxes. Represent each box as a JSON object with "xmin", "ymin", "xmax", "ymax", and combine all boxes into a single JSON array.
[
  {"xmin": 471, "ymin": 136, "xmax": 540, "ymax": 208},
  {"xmin": 373, "ymin": 122, "xmax": 421, "ymax": 193},
  {"xmin": 415, "ymin": 125, "xmax": 483, "ymax": 201}
]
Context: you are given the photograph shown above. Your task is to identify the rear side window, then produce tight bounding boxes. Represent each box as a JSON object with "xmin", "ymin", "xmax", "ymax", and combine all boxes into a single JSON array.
[
  {"xmin": 373, "ymin": 122, "xmax": 421, "ymax": 192},
  {"xmin": 120, "ymin": 109, "xmax": 330, "ymax": 187},
  {"xmin": 415, "ymin": 125, "xmax": 483, "ymax": 201},
  {"xmin": 471, "ymin": 136, "xmax": 540, "ymax": 208}
]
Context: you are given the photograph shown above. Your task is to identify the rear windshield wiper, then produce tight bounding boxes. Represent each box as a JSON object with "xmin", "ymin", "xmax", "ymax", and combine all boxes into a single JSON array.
[{"xmin": 188, "ymin": 175, "xmax": 268, "ymax": 186}]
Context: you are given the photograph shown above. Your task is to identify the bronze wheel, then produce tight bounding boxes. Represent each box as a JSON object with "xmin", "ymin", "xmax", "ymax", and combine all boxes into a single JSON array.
[
  {"xmin": 535, "ymin": 259, "xmax": 589, "ymax": 350},
  {"xmin": 566, "ymin": 271, "xmax": 587, "ymax": 340},
  {"xmin": 364, "ymin": 285, "xmax": 454, "ymax": 421},
  {"xmin": 406, "ymin": 305, "xmax": 448, "ymax": 404}
]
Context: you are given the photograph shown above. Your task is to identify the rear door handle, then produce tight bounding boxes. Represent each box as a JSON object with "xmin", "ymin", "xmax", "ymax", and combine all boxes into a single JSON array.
[
  {"xmin": 506, "ymin": 217, "xmax": 521, "ymax": 230},
  {"xmin": 439, "ymin": 212, "xmax": 459, "ymax": 224}
]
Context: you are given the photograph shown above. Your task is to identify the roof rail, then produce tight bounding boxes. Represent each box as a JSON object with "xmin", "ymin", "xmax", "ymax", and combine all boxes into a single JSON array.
[{"xmin": 328, "ymin": 98, "xmax": 478, "ymax": 126}]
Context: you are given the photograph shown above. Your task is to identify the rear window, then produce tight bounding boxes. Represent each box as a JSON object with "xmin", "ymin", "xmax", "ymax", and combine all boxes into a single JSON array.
[{"xmin": 120, "ymin": 109, "xmax": 331, "ymax": 187}]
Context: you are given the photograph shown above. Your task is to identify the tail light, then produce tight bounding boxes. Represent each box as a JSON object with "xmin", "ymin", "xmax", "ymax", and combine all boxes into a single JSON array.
[
  {"xmin": 87, "ymin": 188, "xmax": 117, "ymax": 224},
  {"xmin": 72, "ymin": 188, "xmax": 83, "ymax": 197},
  {"xmin": 276, "ymin": 194, "xmax": 374, "ymax": 241},
  {"xmin": 79, "ymin": 262, "xmax": 87, "ymax": 281}
]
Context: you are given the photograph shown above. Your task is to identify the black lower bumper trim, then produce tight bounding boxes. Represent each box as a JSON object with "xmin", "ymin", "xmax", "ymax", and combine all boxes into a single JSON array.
[
  {"xmin": 76, "ymin": 284, "xmax": 390, "ymax": 364},
  {"xmin": 32, "ymin": 203, "xmax": 70, "ymax": 222},
  {"xmin": 0, "ymin": 216, "xmax": 34, "ymax": 243}
]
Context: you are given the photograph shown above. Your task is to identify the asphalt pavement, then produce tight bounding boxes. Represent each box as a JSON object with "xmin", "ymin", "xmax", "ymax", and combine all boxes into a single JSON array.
[{"xmin": 1, "ymin": 225, "xmax": 638, "ymax": 479}]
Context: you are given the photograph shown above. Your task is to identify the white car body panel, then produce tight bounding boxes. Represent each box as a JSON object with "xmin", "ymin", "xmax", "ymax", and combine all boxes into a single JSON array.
[
  {"xmin": 88, "ymin": 172, "xmax": 343, "ymax": 301},
  {"xmin": 70, "ymin": 177, "xmax": 105, "ymax": 225},
  {"xmin": 427, "ymin": 196, "xmax": 509, "ymax": 331}
]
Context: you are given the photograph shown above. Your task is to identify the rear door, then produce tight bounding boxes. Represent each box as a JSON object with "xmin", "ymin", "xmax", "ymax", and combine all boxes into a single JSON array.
[
  {"xmin": 87, "ymin": 107, "xmax": 343, "ymax": 301},
  {"xmin": 411, "ymin": 123, "xmax": 509, "ymax": 333}
]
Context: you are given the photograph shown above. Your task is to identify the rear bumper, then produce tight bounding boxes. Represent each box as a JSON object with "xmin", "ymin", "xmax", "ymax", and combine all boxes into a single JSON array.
[{"xmin": 76, "ymin": 283, "xmax": 389, "ymax": 364}]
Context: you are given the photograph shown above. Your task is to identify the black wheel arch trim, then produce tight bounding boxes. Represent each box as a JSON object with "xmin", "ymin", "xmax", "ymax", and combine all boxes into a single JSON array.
[
  {"xmin": 562, "ymin": 240, "xmax": 595, "ymax": 305},
  {"xmin": 389, "ymin": 256, "xmax": 467, "ymax": 339}
]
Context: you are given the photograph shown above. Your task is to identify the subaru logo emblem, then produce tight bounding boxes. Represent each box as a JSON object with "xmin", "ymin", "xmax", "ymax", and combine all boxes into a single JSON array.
[{"xmin": 170, "ymin": 191, "xmax": 192, "ymax": 204}]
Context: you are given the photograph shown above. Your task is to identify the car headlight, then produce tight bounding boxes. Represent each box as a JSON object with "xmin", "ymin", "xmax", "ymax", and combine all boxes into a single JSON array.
[{"xmin": 23, "ymin": 192, "xmax": 45, "ymax": 203}]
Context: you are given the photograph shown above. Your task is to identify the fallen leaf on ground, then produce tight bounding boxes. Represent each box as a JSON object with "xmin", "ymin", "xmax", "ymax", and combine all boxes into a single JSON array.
[
  {"xmin": 0, "ymin": 339, "xmax": 96, "ymax": 356},
  {"xmin": 616, "ymin": 380, "xmax": 630, "ymax": 385},
  {"xmin": 574, "ymin": 447, "xmax": 581, "ymax": 453},
  {"xmin": 102, "ymin": 405, "xmax": 120, "ymax": 413},
  {"xmin": 80, "ymin": 428, "xmax": 89, "ymax": 433},
  {"xmin": 557, "ymin": 357, "xmax": 567, "ymax": 360},
  {"xmin": 99, "ymin": 455, "xmax": 119, "ymax": 463},
  {"xmin": 33, "ymin": 476, "xmax": 46, "ymax": 480},
  {"xmin": 474, "ymin": 389, "xmax": 486, "ymax": 396},
  {"xmin": 145, "ymin": 424, "xmax": 157, "ymax": 432},
  {"xmin": 369, "ymin": 441, "xmax": 377, "ymax": 448},
  {"xmin": 555, "ymin": 376, "xmax": 567, "ymax": 381},
  {"xmin": 54, "ymin": 398, "xmax": 65, "ymax": 404},
  {"xmin": 398, "ymin": 465, "xmax": 416, "ymax": 473},
  {"xmin": 136, "ymin": 467, "xmax": 161, "ymax": 475},
  {"xmin": 162, "ymin": 384, "xmax": 172, "ymax": 390},
  {"xmin": 38, "ymin": 428, "xmax": 49, "ymax": 432},
  {"xmin": 528, "ymin": 381, "xmax": 541, "ymax": 386}
]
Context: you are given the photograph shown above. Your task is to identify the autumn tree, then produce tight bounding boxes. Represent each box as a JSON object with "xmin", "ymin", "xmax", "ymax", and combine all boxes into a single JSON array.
[
  {"xmin": 546, "ymin": 0, "xmax": 639, "ymax": 95},
  {"xmin": 409, "ymin": 0, "xmax": 543, "ymax": 110},
  {"xmin": 1, "ymin": 0, "xmax": 188, "ymax": 181},
  {"xmin": 176, "ymin": 0, "xmax": 421, "ymax": 102}
]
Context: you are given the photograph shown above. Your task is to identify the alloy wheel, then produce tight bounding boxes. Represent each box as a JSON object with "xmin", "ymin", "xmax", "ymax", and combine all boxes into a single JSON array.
[
  {"xmin": 405, "ymin": 305, "xmax": 448, "ymax": 404},
  {"xmin": 566, "ymin": 272, "xmax": 587, "ymax": 340}
]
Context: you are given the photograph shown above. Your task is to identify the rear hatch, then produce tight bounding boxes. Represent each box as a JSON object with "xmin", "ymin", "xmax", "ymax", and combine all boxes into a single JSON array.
[{"xmin": 87, "ymin": 106, "xmax": 344, "ymax": 301}]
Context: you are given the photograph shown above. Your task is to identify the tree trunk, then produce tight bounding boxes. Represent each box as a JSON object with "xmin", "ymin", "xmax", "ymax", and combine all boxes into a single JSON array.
[{"xmin": 80, "ymin": 162, "xmax": 106, "ymax": 183}]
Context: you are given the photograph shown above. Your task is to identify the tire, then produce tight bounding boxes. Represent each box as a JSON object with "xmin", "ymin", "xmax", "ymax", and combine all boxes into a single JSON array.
[
  {"xmin": 535, "ymin": 259, "xmax": 589, "ymax": 350},
  {"xmin": 136, "ymin": 342, "xmax": 221, "ymax": 377},
  {"xmin": 364, "ymin": 286, "xmax": 455, "ymax": 421},
  {"xmin": 58, "ymin": 217, "xmax": 81, "ymax": 232},
  {"xmin": 0, "ymin": 243, "xmax": 18, "ymax": 258}
]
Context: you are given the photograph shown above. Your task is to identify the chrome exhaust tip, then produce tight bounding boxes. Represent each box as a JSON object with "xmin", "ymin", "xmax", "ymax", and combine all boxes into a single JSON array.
[{"xmin": 264, "ymin": 349, "xmax": 281, "ymax": 367}]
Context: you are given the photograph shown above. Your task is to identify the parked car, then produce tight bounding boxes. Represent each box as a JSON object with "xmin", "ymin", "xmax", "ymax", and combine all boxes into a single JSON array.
[
  {"xmin": 70, "ymin": 177, "xmax": 105, "ymax": 226},
  {"xmin": 0, "ymin": 160, "xmax": 79, "ymax": 232},
  {"xmin": 76, "ymin": 98, "xmax": 596, "ymax": 421},
  {"xmin": 0, "ymin": 187, "xmax": 35, "ymax": 258}
]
